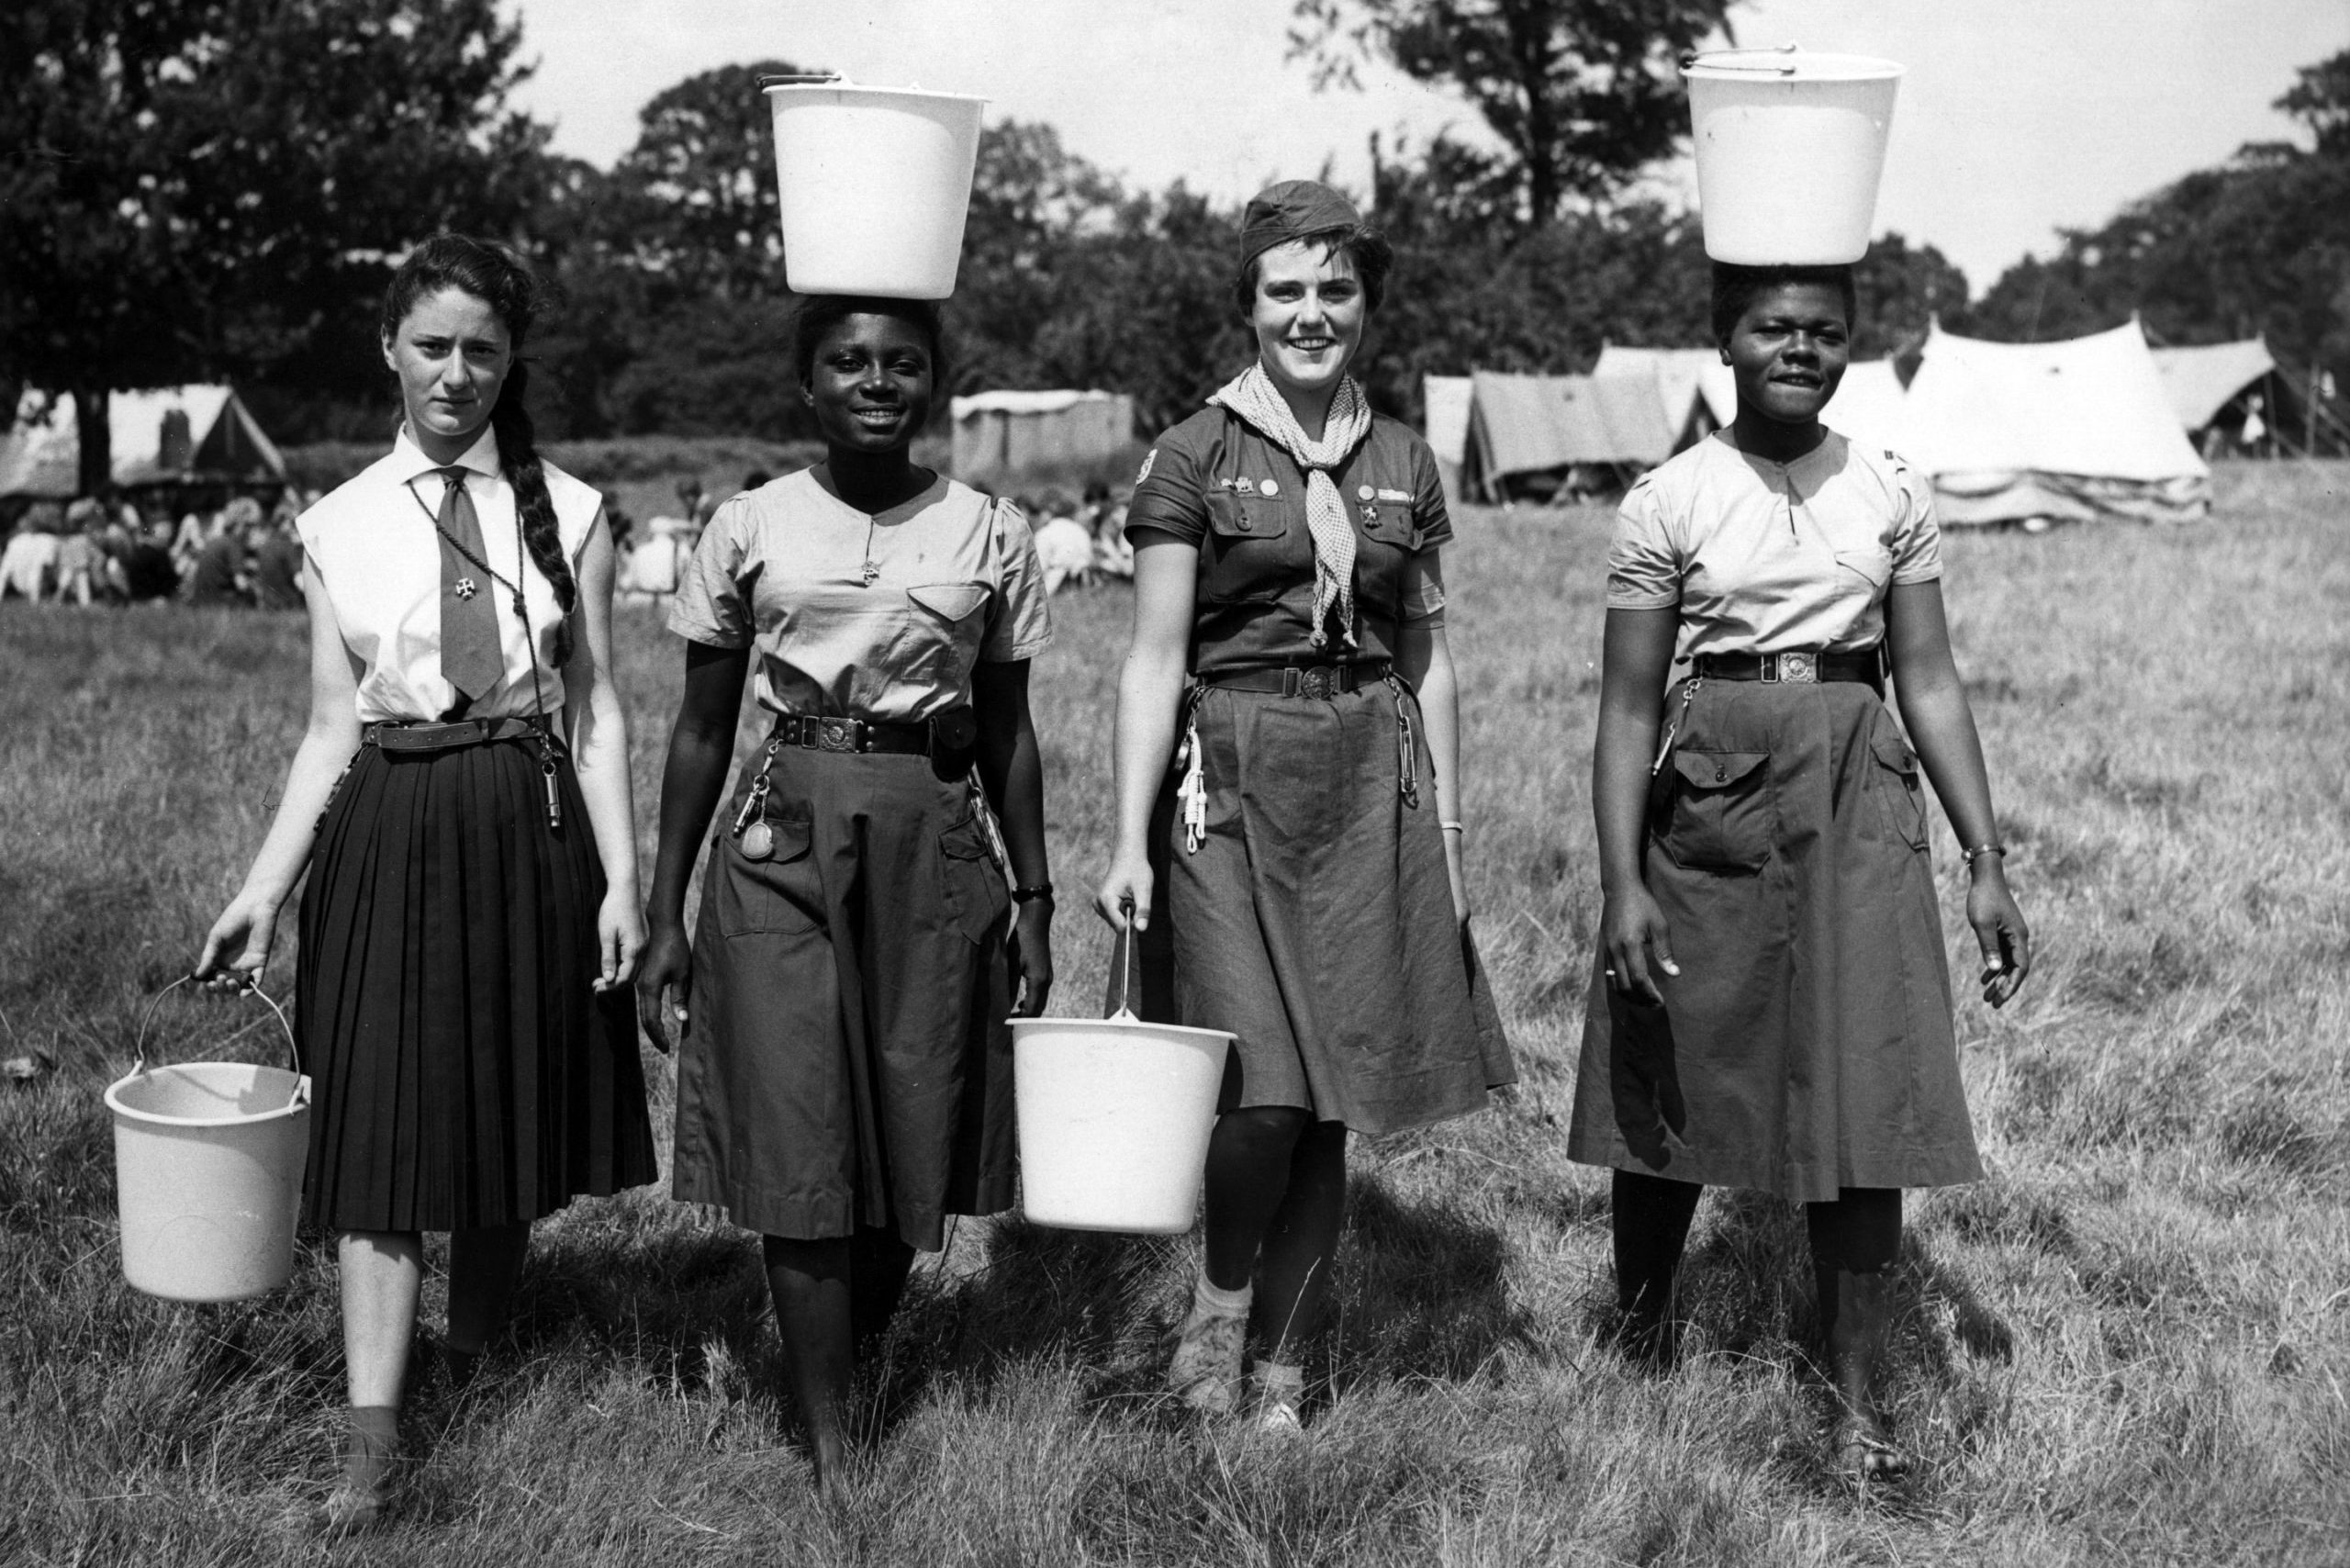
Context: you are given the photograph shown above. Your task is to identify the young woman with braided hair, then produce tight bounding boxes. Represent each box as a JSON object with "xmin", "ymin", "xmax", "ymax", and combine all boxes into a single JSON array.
[
  {"xmin": 1095, "ymin": 181, "xmax": 1513, "ymax": 1432},
  {"xmin": 197, "ymin": 234, "xmax": 656, "ymax": 1534}
]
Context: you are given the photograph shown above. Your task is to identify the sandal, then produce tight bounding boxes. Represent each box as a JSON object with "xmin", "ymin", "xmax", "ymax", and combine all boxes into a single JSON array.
[
  {"xmin": 1165, "ymin": 1301, "xmax": 1248, "ymax": 1416},
  {"xmin": 305, "ymin": 1480, "xmax": 394, "ymax": 1538},
  {"xmin": 1830, "ymin": 1413, "xmax": 1909, "ymax": 1484}
]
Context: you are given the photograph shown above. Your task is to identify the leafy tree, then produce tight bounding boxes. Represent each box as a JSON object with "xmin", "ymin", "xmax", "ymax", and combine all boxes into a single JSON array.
[
  {"xmin": 1290, "ymin": 0, "xmax": 1732, "ymax": 227},
  {"xmin": 0, "ymin": 0, "xmax": 548, "ymax": 489},
  {"xmin": 601, "ymin": 60, "xmax": 806, "ymax": 299},
  {"xmin": 1969, "ymin": 46, "xmax": 2349, "ymax": 419}
]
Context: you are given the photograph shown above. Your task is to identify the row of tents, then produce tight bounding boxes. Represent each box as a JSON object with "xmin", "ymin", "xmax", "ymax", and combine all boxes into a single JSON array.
[
  {"xmin": 1429, "ymin": 324, "xmax": 2330, "ymax": 525},
  {"xmin": 0, "ymin": 386, "xmax": 289, "ymax": 498}
]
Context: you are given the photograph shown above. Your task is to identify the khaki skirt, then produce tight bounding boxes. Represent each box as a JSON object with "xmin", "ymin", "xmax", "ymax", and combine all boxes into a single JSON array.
[
  {"xmin": 1140, "ymin": 678, "xmax": 1514, "ymax": 1137},
  {"xmin": 1566, "ymin": 678, "xmax": 1982, "ymax": 1202},
  {"xmin": 673, "ymin": 745, "xmax": 1015, "ymax": 1249}
]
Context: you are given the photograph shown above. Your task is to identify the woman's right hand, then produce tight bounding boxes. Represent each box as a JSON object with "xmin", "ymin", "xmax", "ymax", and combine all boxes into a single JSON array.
[
  {"xmin": 634, "ymin": 919, "xmax": 692, "ymax": 1053},
  {"xmin": 1599, "ymin": 886, "xmax": 1680, "ymax": 1007},
  {"xmin": 195, "ymin": 893, "xmax": 278, "ymax": 991},
  {"xmin": 1093, "ymin": 848, "xmax": 1153, "ymax": 932}
]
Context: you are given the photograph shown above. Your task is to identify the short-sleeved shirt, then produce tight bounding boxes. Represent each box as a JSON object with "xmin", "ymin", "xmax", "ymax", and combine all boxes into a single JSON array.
[
  {"xmin": 299, "ymin": 426, "xmax": 605, "ymax": 723},
  {"xmin": 1125, "ymin": 405, "xmax": 1451, "ymax": 675},
  {"xmin": 668, "ymin": 468, "xmax": 1051, "ymax": 722},
  {"xmin": 1606, "ymin": 430, "xmax": 1942, "ymax": 661}
]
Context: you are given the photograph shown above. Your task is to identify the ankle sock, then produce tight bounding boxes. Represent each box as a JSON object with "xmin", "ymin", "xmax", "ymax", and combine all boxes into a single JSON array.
[
  {"xmin": 1194, "ymin": 1276, "xmax": 1252, "ymax": 1316},
  {"xmin": 1257, "ymin": 1360, "xmax": 1304, "ymax": 1405},
  {"xmin": 342, "ymin": 1405, "xmax": 400, "ymax": 1495}
]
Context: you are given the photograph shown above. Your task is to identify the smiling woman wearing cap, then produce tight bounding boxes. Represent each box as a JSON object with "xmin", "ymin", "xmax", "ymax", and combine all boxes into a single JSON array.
[{"xmin": 1094, "ymin": 180, "xmax": 1514, "ymax": 1433}]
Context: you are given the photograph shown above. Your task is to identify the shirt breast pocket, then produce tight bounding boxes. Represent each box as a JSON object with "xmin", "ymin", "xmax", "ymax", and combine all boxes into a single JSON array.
[
  {"xmin": 1200, "ymin": 491, "xmax": 1300, "ymax": 605},
  {"xmin": 1354, "ymin": 502, "xmax": 1417, "ymax": 614},
  {"xmin": 895, "ymin": 581, "xmax": 992, "ymax": 697}
]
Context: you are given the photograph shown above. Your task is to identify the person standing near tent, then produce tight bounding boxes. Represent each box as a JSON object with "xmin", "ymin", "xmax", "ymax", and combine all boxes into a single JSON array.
[
  {"xmin": 636, "ymin": 295, "xmax": 1054, "ymax": 1496},
  {"xmin": 196, "ymin": 234, "xmax": 657, "ymax": 1535},
  {"xmin": 1094, "ymin": 180, "xmax": 1513, "ymax": 1432},
  {"xmin": 1572, "ymin": 262, "xmax": 2031, "ymax": 1484}
]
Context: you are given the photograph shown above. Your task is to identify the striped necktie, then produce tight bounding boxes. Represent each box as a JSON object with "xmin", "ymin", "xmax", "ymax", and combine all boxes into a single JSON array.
[{"xmin": 434, "ymin": 467, "xmax": 503, "ymax": 712}]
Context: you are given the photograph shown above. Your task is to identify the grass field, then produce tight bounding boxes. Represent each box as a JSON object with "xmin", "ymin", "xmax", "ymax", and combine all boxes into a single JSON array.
[{"xmin": 3, "ymin": 462, "xmax": 2345, "ymax": 1566}]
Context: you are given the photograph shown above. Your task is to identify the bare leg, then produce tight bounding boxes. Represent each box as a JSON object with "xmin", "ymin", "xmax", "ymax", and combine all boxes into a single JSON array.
[
  {"xmin": 762, "ymin": 1235, "xmax": 854, "ymax": 1495},
  {"xmin": 1610, "ymin": 1170, "xmax": 1703, "ymax": 1362},
  {"xmin": 319, "ymin": 1230, "xmax": 422, "ymax": 1533},
  {"xmin": 1807, "ymin": 1187, "xmax": 1906, "ymax": 1478}
]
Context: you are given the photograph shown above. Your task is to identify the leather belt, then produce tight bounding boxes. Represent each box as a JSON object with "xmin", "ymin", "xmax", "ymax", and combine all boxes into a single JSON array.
[
  {"xmin": 773, "ymin": 711, "xmax": 952, "ymax": 756},
  {"xmin": 365, "ymin": 716, "xmax": 548, "ymax": 752},
  {"xmin": 1693, "ymin": 649, "xmax": 1883, "ymax": 688},
  {"xmin": 1198, "ymin": 661, "xmax": 1392, "ymax": 700}
]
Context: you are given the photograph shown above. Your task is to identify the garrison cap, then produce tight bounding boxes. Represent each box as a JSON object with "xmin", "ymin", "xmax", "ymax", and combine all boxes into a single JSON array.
[{"xmin": 1238, "ymin": 179, "xmax": 1362, "ymax": 268}]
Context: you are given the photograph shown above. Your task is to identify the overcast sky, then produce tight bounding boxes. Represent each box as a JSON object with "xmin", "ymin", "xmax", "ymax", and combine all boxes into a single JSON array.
[{"xmin": 508, "ymin": 0, "xmax": 2346, "ymax": 291}]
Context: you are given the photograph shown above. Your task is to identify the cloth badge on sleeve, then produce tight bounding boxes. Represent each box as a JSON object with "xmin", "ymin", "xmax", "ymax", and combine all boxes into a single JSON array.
[{"xmin": 1136, "ymin": 449, "xmax": 1157, "ymax": 485}]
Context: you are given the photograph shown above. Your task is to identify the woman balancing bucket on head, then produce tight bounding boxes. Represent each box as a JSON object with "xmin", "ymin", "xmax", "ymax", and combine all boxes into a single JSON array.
[
  {"xmin": 1571, "ymin": 252, "xmax": 2034, "ymax": 1478},
  {"xmin": 196, "ymin": 235, "xmax": 658, "ymax": 1535},
  {"xmin": 635, "ymin": 296, "xmax": 1055, "ymax": 1496},
  {"xmin": 1095, "ymin": 181, "xmax": 1515, "ymax": 1432}
]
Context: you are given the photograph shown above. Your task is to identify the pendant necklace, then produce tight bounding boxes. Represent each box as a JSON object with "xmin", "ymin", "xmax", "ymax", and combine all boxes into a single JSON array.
[{"xmin": 859, "ymin": 510, "xmax": 880, "ymax": 586}]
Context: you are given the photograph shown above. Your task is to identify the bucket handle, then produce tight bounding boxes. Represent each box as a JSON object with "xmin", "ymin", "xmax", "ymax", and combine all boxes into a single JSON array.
[
  {"xmin": 1680, "ymin": 44, "xmax": 1802, "ymax": 75},
  {"xmin": 758, "ymin": 72, "xmax": 846, "ymax": 87},
  {"xmin": 1105, "ymin": 896, "xmax": 1141, "ymax": 1023},
  {"xmin": 134, "ymin": 973, "xmax": 308, "ymax": 1110}
]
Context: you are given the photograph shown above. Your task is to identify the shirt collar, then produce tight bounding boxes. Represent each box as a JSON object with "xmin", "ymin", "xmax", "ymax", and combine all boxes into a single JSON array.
[{"xmin": 389, "ymin": 424, "xmax": 500, "ymax": 488}]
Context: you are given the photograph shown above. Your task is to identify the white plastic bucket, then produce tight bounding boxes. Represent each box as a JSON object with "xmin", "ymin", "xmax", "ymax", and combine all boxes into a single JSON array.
[
  {"xmin": 106, "ymin": 980, "xmax": 309, "ymax": 1302},
  {"xmin": 766, "ymin": 75, "xmax": 987, "ymax": 299},
  {"xmin": 1012, "ymin": 919, "xmax": 1233, "ymax": 1233},
  {"xmin": 1683, "ymin": 47, "xmax": 1904, "ymax": 265}
]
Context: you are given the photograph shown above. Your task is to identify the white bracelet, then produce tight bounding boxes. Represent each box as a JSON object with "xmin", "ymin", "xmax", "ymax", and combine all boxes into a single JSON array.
[{"xmin": 1440, "ymin": 820, "xmax": 1465, "ymax": 834}]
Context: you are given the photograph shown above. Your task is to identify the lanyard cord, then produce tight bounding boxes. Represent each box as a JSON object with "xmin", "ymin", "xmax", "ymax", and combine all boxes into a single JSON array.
[{"xmin": 406, "ymin": 475, "xmax": 553, "ymax": 731}]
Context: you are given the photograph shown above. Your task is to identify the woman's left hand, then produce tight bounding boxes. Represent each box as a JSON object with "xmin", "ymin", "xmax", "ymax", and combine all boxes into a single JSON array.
[
  {"xmin": 1442, "ymin": 827, "xmax": 1472, "ymax": 927},
  {"xmin": 1008, "ymin": 900, "xmax": 1055, "ymax": 1018},
  {"xmin": 1965, "ymin": 860, "xmax": 2031, "ymax": 1009},
  {"xmin": 597, "ymin": 886, "xmax": 646, "ymax": 991}
]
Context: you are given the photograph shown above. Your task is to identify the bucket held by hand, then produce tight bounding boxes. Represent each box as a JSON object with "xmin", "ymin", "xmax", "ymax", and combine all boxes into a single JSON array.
[
  {"xmin": 106, "ymin": 976, "xmax": 310, "ymax": 1303},
  {"xmin": 1683, "ymin": 46, "xmax": 1904, "ymax": 265},
  {"xmin": 1012, "ymin": 905, "xmax": 1232, "ymax": 1234},
  {"xmin": 764, "ymin": 74, "xmax": 987, "ymax": 299}
]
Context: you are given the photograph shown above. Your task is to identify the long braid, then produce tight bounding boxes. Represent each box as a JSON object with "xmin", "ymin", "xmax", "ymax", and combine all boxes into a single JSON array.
[{"xmin": 490, "ymin": 358, "xmax": 575, "ymax": 603}]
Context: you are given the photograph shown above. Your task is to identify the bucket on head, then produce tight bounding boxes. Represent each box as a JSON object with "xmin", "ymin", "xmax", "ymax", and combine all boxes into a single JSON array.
[
  {"xmin": 1683, "ymin": 46, "xmax": 1904, "ymax": 265},
  {"xmin": 1012, "ymin": 910, "xmax": 1234, "ymax": 1234},
  {"xmin": 765, "ymin": 74, "xmax": 988, "ymax": 300},
  {"xmin": 105, "ymin": 977, "xmax": 309, "ymax": 1303}
]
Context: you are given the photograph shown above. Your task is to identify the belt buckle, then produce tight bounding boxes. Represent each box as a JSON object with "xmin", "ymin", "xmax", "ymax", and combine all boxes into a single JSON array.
[
  {"xmin": 1295, "ymin": 666, "xmax": 1331, "ymax": 700},
  {"xmin": 818, "ymin": 718, "xmax": 857, "ymax": 753},
  {"xmin": 1779, "ymin": 651, "xmax": 1818, "ymax": 684}
]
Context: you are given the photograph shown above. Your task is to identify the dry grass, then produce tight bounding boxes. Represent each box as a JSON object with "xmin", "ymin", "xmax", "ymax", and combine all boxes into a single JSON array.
[{"xmin": 3, "ymin": 460, "xmax": 2345, "ymax": 1566}]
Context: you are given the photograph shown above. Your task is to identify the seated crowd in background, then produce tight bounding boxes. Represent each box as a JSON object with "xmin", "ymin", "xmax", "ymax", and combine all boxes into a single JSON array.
[{"xmin": 0, "ymin": 488, "xmax": 317, "ymax": 610}]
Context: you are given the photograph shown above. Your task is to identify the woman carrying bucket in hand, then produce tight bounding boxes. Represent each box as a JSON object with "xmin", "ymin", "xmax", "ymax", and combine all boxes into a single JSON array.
[
  {"xmin": 1572, "ymin": 49, "xmax": 2032, "ymax": 1485},
  {"xmin": 196, "ymin": 235, "xmax": 657, "ymax": 1534},
  {"xmin": 635, "ymin": 295, "xmax": 1055, "ymax": 1496},
  {"xmin": 1095, "ymin": 180, "xmax": 1514, "ymax": 1433}
]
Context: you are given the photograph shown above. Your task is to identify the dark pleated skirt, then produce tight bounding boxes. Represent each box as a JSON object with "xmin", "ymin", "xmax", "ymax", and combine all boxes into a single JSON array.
[{"xmin": 296, "ymin": 736, "xmax": 659, "ymax": 1232}]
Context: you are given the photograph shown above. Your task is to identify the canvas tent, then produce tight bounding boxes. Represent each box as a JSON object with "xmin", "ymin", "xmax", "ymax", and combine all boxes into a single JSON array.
[
  {"xmin": 950, "ymin": 389, "xmax": 1133, "ymax": 483},
  {"xmin": 2151, "ymin": 339, "xmax": 2276, "ymax": 434},
  {"xmin": 1422, "ymin": 374, "xmax": 1474, "ymax": 498},
  {"xmin": 1819, "ymin": 360, "xmax": 1911, "ymax": 456},
  {"xmin": 1461, "ymin": 372, "xmax": 1682, "ymax": 501},
  {"xmin": 1592, "ymin": 345, "xmax": 1738, "ymax": 441},
  {"xmin": 0, "ymin": 386, "xmax": 287, "ymax": 498},
  {"xmin": 1897, "ymin": 319, "xmax": 2208, "ymax": 525}
]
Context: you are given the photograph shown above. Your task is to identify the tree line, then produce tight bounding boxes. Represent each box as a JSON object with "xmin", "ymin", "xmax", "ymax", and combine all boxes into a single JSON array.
[{"xmin": 6, "ymin": 0, "xmax": 2344, "ymax": 491}]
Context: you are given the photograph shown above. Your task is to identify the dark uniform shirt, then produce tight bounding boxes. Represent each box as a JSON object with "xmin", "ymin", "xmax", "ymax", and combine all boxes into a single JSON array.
[{"xmin": 1125, "ymin": 405, "xmax": 1452, "ymax": 676}]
